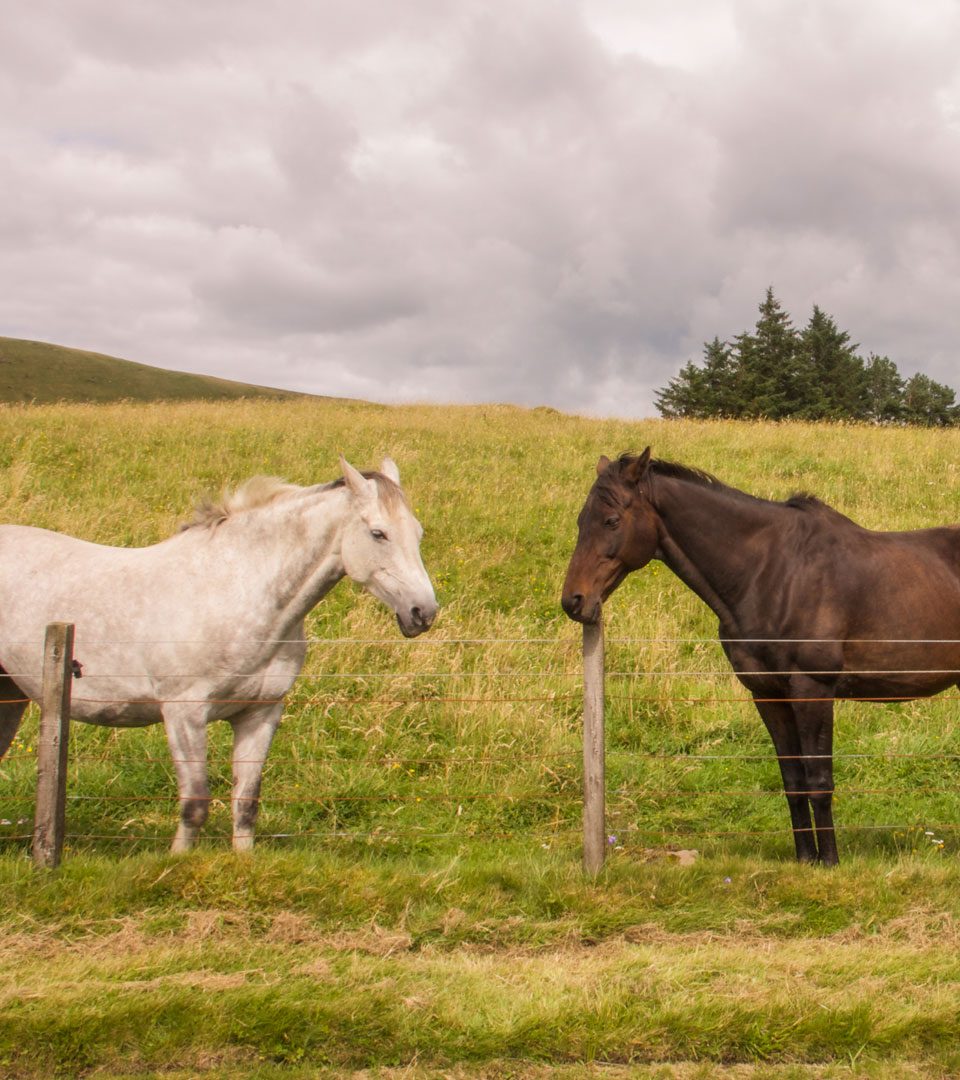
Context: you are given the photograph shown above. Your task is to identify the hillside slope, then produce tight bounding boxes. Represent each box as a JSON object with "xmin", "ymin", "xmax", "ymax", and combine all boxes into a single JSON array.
[{"xmin": 0, "ymin": 336, "xmax": 311, "ymax": 403}]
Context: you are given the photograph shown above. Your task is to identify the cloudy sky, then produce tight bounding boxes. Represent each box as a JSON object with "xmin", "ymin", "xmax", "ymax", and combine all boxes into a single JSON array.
[{"xmin": 3, "ymin": 1, "xmax": 959, "ymax": 416}]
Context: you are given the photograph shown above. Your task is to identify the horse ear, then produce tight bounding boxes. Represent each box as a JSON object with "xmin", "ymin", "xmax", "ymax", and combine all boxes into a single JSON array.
[
  {"xmin": 623, "ymin": 446, "xmax": 652, "ymax": 485},
  {"xmin": 339, "ymin": 455, "xmax": 373, "ymax": 500},
  {"xmin": 596, "ymin": 455, "xmax": 611, "ymax": 477},
  {"xmin": 380, "ymin": 456, "xmax": 401, "ymax": 485}
]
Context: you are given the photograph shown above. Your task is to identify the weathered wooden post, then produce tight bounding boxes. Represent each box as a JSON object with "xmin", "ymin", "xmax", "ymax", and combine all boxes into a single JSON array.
[
  {"xmin": 582, "ymin": 616, "xmax": 605, "ymax": 875},
  {"xmin": 32, "ymin": 622, "xmax": 75, "ymax": 869}
]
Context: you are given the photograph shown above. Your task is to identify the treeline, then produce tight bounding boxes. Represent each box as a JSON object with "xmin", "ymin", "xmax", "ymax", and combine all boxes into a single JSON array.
[{"xmin": 655, "ymin": 288, "xmax": 959, "ymax": 425}]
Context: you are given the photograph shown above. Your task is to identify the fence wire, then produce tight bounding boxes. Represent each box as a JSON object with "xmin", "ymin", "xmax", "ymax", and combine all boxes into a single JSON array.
[{"xmin": 2, "ymin": 634, "xmax": 959, "ymax": 853}]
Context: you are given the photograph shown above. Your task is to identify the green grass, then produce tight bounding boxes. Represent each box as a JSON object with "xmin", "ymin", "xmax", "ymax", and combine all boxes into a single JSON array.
[
  {"xmin": 0, "ymin": 336, "xmax": 314, "ymax": 404},
  {"xmin": 1, "ymin": 400, "xmax": 960, "ymax": 1076},
  {"xmin": 2, "ymin": 848, "xmax": 960, "ymax": 1077}
]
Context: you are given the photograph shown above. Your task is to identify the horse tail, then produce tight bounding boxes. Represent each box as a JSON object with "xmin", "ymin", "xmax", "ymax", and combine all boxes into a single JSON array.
[{"xmin": 0, "ymin": 662, "xmax": 28, "ymax": 760}]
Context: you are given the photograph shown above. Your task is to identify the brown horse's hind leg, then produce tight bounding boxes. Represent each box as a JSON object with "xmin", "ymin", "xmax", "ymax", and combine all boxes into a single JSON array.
[
  {"xmin": 754, "ymin": 698, "xmax": 818, "ymax": 863},
  {"xmin": 0, "ymin": 663, "xmax": 29, "ymax": 759}
]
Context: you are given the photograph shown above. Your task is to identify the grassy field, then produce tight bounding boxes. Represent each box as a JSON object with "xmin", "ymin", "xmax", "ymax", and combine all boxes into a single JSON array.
[{"xmin": 1, "ymin": 400, "xmax": 960, "ymax": 1077}]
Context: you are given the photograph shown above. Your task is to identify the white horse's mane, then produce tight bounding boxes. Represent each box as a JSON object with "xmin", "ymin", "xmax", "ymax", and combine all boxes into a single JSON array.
[
  {"xmin": 181, "ymin": 472, "xmax": 407, "ymax": 532},
  {"xmin": 181, "ymin": 476, "xmax": 302, "ymax": 531}
]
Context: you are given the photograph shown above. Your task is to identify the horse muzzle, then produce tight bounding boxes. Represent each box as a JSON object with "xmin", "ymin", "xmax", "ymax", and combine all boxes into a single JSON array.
[
  {"xmin": 561, "ymin": 591, "xmax": 601, "ymax": 625},
  {"xmin": 397, "ymin": 600, "xmax": 438, "ymax": 638}
]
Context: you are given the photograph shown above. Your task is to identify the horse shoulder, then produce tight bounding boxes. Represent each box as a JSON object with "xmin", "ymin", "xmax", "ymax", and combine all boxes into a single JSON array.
[{"xmin": 741, "ymin": 507, "xmax": 868, "ymax": 642}]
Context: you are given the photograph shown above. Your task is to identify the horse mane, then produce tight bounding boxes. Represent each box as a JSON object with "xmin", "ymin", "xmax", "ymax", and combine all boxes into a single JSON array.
[
  {"xmin": 613, "ymin": 453, "xmax": 835, "ymax": 515},
  {"xmin": 179, "ymin": 471, "xmax": 407, "ymax": 532},
  {"xmin": 606, "ymin": 453, "xmax": 738, "ymax": 497},
  {"xmin": 647, "ymin": 457, "xmax": 727, "ymax": 491},
  {"xmin": 181, "ymin": 476, "xmax": 302, "ymax": 531}
]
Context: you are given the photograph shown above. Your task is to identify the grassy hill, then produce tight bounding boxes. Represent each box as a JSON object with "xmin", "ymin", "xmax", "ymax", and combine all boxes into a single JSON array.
[{"xmin": 0, "ymin": 336, "xmax": 310, "ymax": 403}]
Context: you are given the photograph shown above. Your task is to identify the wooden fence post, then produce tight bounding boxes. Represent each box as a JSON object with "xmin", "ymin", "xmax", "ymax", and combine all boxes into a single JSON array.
[
  {"xmin": 32, "ymin": 622, "xmax": 75, "ymax": 869},
  {"xmin": 582, "ymin": 616, "xmax": 605, "ymax": 875}
]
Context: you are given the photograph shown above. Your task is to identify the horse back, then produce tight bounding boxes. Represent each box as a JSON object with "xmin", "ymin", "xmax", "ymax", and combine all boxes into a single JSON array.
[{"xmin": 773, "ymin": 510, "xmax": 960, "ymax": 620}]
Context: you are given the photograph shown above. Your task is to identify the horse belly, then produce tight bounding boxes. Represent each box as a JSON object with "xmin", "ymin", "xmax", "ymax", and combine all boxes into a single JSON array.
[
  {"xmin": 74, "ymin": 706, "xmax": 163, "ymax": 728},
  {"xmin": 836, "ymin": 640, "xmax": 960, "ymax": 702},
  {"xmin": 69, "ymin": 684, "xmax": 164, "ymax": 727},
  {"xmin": 836, "ymin": 668, "xmax": 960, "ymax": 703}
]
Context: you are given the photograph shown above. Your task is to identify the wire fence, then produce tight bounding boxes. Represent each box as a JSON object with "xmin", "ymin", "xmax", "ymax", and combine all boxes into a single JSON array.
[{"xmin": 3, "ymin": 629, "xmax": 960, "ymax": 861}]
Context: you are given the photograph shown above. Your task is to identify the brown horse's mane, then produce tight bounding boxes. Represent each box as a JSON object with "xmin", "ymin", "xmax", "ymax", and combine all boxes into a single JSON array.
[{"xmin": 611, "ymin": 453, "xmax": 830, "ymax": 514}]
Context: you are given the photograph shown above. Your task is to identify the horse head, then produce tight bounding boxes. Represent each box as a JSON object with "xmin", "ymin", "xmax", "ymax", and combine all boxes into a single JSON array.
[
  {"xmin": 339, "ymin": 456, "xmax": 438, "ymax": 637},
  {"xmin": 561, "ymin": 447, "xmax": 660, "ymax": 625}
]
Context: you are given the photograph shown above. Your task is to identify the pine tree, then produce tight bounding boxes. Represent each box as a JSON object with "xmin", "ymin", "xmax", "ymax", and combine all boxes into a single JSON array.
[
  {"xmin": 653, "ymin": 288, "xmax": 959, "ymax": 425},
  {"xmin": 796, "ymin": 306, "xmax": 866, "ymax": 420},
  {"xmin": 653, "ymin": 359, "xmax": 709, "ymax": 418},
  {"xmin": 861, "ymin": 354, "xmax": 904, "ymax": 423},
  {"xmin": 733, "ymin": 288, "xmax": 799, "ymax": 419},
  {"xmin": 698, "ymin": 337, "xmax": 740, "ymax": 417},
  {"xmin": 654, "ymin": 338, "xmax": 739, "ymax": 418},
  {"xmin": 902, "ymin": 373, "xmax": 959, "ymax": 427}
]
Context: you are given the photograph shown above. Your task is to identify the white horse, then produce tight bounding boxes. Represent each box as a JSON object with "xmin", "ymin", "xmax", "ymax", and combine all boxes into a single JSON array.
[{"xmin": 0, "ymin": 457, "xmax": 437, "ymax": 851}]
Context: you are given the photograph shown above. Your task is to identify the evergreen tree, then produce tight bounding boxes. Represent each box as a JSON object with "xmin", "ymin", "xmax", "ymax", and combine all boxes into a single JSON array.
[
  {"xmin": 654, "ymin": 359, "xmax": 708, "ymax": 418},
  {"xmin": 734, "ymin": 288, "xmax": 799, "ymax": 419},
  {"xmin": 654, "ymin": 337, "xmax": 738, "ymax": 418},
  {"xmin": 861, "ymin": 354, "xmax": 904, "ymax": 423},
  {"xmin": 902, "ymin": 373, "xmax": 959, "ymax": 427},
  {"xmin": 796, "ymin": 306, "xmax": 866, "ymax": 420},
  {"xmin": 653, "ymin": 287, "xmax": 959, "ymax": 426},
  {"xmin": 698, "ymin": 337, "xmax": 740, "ymax": 417}
]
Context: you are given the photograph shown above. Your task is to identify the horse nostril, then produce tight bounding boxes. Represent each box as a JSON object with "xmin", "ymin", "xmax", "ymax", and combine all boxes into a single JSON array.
[
  {"xmin": 562, "ymin": 593, "xmax": 584, "ymax": 617},
  {"xmin": 411, "ymin": 605, "xmax": 436, "ymax": 629}
]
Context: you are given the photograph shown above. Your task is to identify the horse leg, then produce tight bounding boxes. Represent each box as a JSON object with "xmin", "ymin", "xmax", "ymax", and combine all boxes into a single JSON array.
[
  {"xmin": 229, "ymin": 702, "xmax": 283, "ymax": 852},
  {"xmin": 790, "ymin": 685, "xmax": 838, "ymax": 866},
  {"xmin": 753, "ymin": 697, "xmax": 817, "ymax": 863},
  {"xmin": 162, "ymin": 707, "xmax": 210, "ymax": 853},
  {"xmin": 0, "ymin": 664, "xmax": 28, "ymax": 760}
]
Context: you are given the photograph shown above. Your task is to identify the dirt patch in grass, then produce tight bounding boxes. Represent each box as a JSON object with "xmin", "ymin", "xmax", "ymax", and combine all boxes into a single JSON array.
[
  {"xmin": 326, "ymin": 924, "xmax": 415, "ymax": 956},
  {"xmin": 265, "ymin": 910, "xmax": 318, "ymax": 944},
  {"xmin": 828, "ymin": 906, "xmax": 960, "ymax": 948}
]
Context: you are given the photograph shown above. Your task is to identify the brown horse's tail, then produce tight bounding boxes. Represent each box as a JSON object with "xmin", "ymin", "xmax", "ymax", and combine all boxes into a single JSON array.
[{"xmin": 0, "ymin": 662, "xmax": 28, "ymax": 760}]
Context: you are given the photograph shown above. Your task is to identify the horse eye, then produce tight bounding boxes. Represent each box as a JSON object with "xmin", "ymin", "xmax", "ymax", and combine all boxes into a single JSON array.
[
  {"xmin": 370, "ymin": 529, "xmax": 388, "ymax": 541},
  {"xmin": 604, "ymin": 516, "xmax": 620, "ymax": 530}
]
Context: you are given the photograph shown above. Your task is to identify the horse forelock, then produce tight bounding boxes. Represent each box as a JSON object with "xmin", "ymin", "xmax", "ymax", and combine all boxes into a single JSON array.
[
  {"xmin": 327, "ymin": 471, "xmax": 410, "ymax": 514},
  {"xmin": 593, "ymin": 471, "xmax": 628, "ymax": 509}
]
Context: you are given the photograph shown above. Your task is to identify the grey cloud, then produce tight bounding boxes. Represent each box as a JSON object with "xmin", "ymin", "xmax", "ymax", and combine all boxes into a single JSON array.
[
  {"xmin": 706, "ymin": 5, "xmax": 960, "ymax": 240},
  {"xmin": 195, "ymin": 227, "xmax": 424, "ymax": 335}
]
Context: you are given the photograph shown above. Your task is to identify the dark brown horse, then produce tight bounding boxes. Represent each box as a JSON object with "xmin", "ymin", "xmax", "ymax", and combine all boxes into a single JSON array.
[{"xmin": 561, "ymin": 448, "xmax": 960, "ymax": 865}]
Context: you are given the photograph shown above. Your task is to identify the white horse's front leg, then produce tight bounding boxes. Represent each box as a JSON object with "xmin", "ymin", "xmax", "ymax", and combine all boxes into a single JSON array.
[
  {"xmin": 229, "ymin": 702, "xmax": 283, "ymax": 852},
  {"xmin": 162, "ymin": 706, "xmax": 210, "ymax": 853}
]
